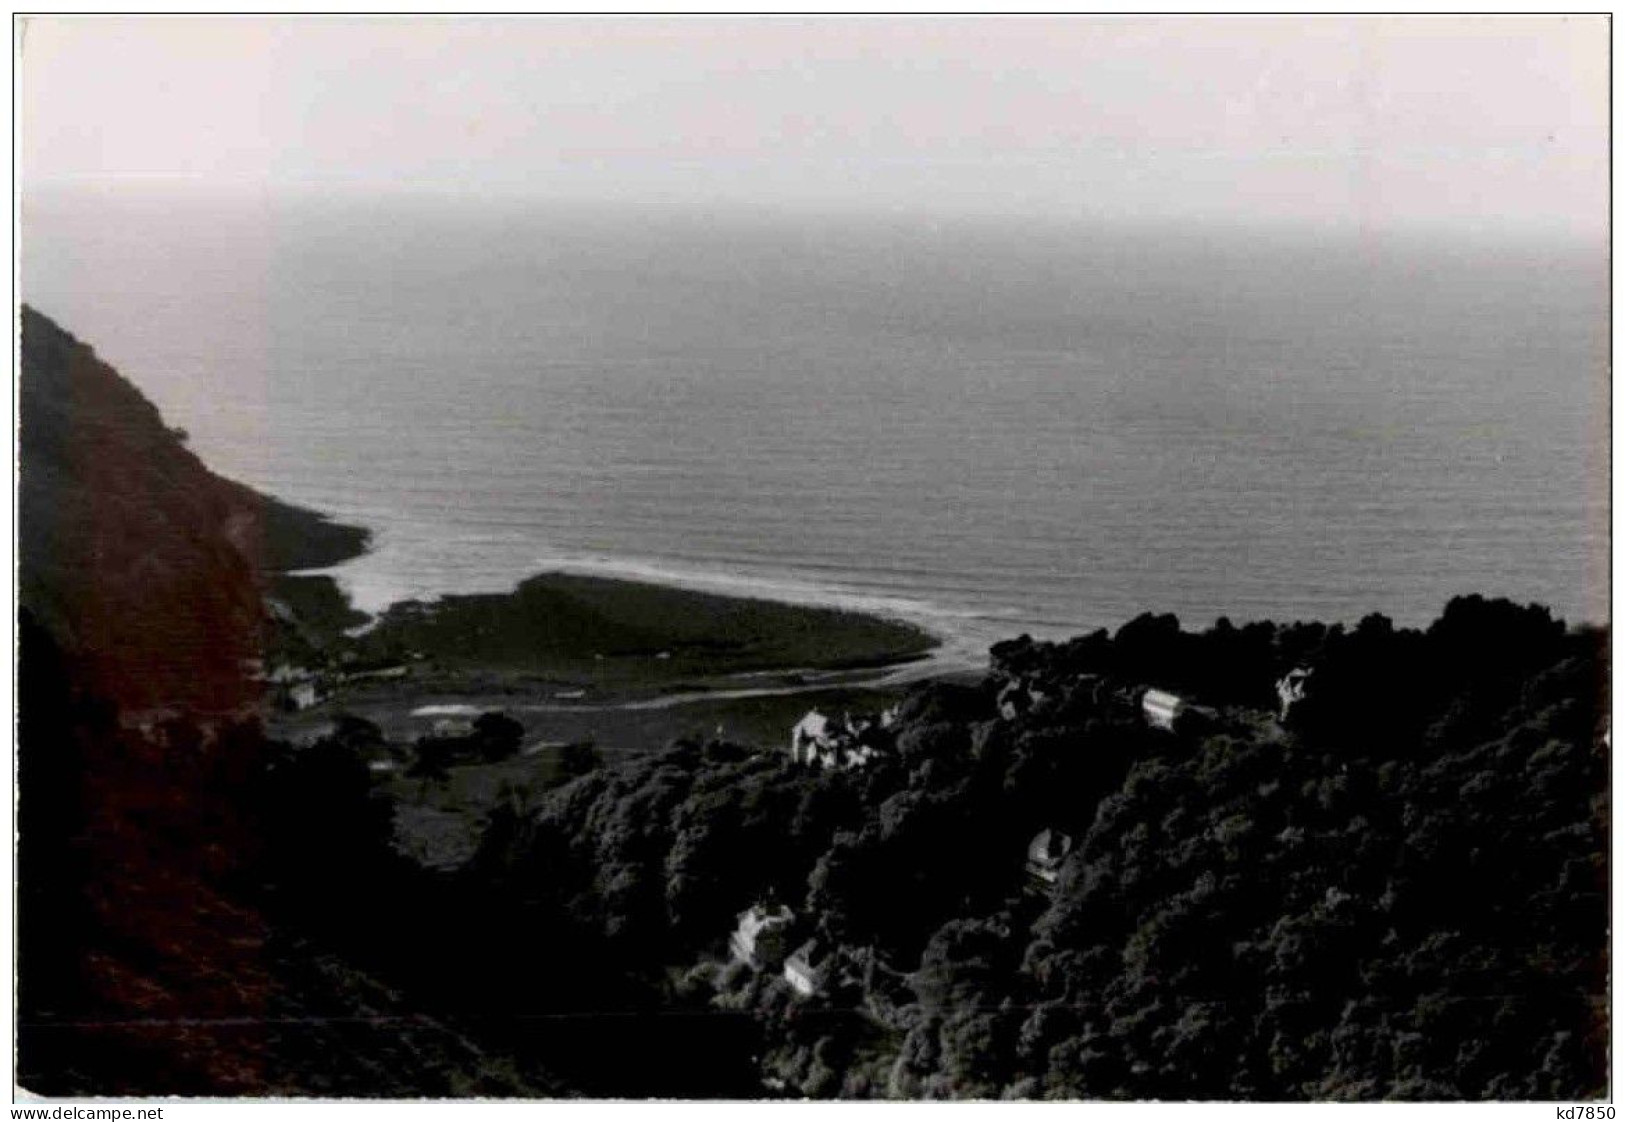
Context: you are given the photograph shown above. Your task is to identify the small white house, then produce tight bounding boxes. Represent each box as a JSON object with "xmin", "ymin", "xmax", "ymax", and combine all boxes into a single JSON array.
[
  {"xmin": 789, "ymin": 710, "xmax": 833, "ymax": 764},
  {"xmin": 783, "ymin": 938, "xmax": 832, "ymax": 998},
  {"xmin": 1276, "ymin": 667, "xmax": 1312, "ymax": 719},
  {"xmin": 1142, "ymin": 688, "xmax": 1185, "ymax": 731},
  {"xmin": 730, "ymin": 903, "xmax": 794, "ymax": 970},
  {"xmin": 1026, "ymin": 828, "xmax": 1074, "ymax": 889},
  {"xmin": 268, "ymin": 665, "xmax": 323, "ymax": 711},
  {"xmin": 288, "ymin": 680, "xmax": 321, "ymax": 711},
  {"xmin": 788, "ymin": 709, "xmax": 884, "ymax": 771}
]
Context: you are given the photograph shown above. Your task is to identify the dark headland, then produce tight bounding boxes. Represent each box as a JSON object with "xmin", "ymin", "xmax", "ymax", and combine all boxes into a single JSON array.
[{"xmin": 16, "ymin": 307, "xmax": 1609, "ymax": 1100}]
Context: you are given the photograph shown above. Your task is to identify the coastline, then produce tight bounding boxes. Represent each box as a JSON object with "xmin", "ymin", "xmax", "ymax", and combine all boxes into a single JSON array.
[
  {"xmin": 306, "ymin": 543, "xmax": 1002, "ymax": 688},
  {"xmin": 271, "ymin": 530, "xmax": 974, "ymax": 753},
  {"xmin": 289, "ymin": 564, "xmax": 950, "ymax": 706}
]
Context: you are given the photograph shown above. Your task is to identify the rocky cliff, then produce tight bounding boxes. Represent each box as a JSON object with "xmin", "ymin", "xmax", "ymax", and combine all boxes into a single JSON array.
[{"xmin": 19, "ymin": 305, "xmax": 368, "ymax": 710}]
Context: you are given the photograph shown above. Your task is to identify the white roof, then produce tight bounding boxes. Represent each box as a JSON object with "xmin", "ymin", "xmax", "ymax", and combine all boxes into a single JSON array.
[{"xmin": 738, "ymin": 903, "xmax": 793, "ymax": 938}]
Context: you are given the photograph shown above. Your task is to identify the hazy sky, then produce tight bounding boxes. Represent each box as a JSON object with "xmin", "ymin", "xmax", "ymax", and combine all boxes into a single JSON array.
[{"xmin": 19, "ymin": 16, "xmax": 1609, "ymax": 236}]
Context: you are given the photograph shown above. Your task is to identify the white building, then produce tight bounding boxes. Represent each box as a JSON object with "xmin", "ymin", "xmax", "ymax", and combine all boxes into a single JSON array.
[
  {"xmin": 789, "ymin": 710, "xmax": 833, "ymax": 764},
  {"xmin": 788, "ymin": 709, "xmax": 884, "ymax": 771},
  {"xmin": 1026, "ymin": 828, "xmax": 1074, "ymax": 889},
  {"xmin": 288, "ymin": 680, "xmax": 321, "ymax": 711},
  {"xmin": 1142, "ymin": 688, "xmax": 1185, "ymax": 731},
  {"xmin": 783, "ymin": 938, "xmax": 832, "ymax": 997},
  {"xmin": 729, "ymin": 903, "xmax": 794, "ymax": 970},
  {"xmin": 1276, "ymin": 667, "xmax": 1312, "ymax": 719},
  {"xmin": 267, "ymin": 665, "xmax": 323, "ymax": 711}
]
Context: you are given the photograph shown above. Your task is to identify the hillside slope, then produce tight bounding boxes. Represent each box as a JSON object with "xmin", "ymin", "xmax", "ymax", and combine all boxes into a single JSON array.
[
  {"xmin": 16, "ymin": 309, "xmax": 561, "ymax": 1095},
  {"xmin": 18, "ymin": 305, "xmax": 368, "ymax": 709}
]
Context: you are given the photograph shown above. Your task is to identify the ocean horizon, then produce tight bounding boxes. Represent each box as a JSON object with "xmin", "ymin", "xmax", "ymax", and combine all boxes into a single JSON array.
[{"xmin": 22, "ymin": 188, "xmax": 1610, "ymax": 653}]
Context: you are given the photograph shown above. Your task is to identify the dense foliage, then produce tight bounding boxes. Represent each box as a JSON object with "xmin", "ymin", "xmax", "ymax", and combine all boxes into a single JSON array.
[{"xmin": 471, "ymin": 599, "xmax": 1608, "ymax": 1099}]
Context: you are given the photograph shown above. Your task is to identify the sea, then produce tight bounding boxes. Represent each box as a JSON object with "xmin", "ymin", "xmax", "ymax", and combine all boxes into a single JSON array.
[{"xmin": 21, "ymin": 188, "xmax": 1610, "ymax": 662}]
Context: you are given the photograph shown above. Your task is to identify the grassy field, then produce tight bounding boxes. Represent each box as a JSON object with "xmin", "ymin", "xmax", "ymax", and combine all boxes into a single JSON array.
[
  {"xmin": 345, "ymin": 682, "xmax": 909, "ymax": 870},
  {"xmin": 348, "ymin": 572, "xmax": 937, "ymax": 684}
]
